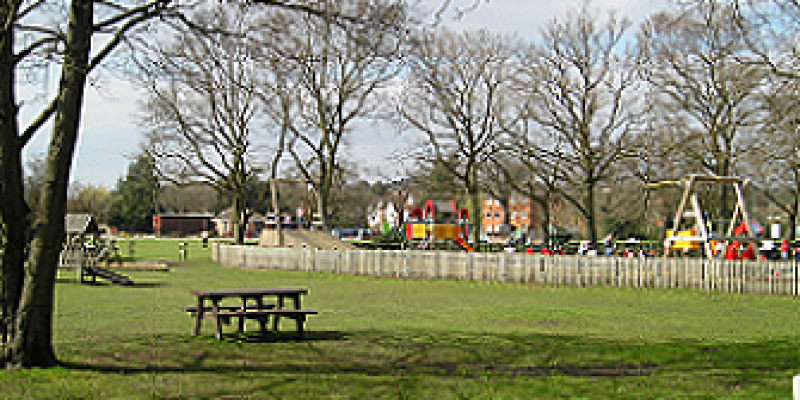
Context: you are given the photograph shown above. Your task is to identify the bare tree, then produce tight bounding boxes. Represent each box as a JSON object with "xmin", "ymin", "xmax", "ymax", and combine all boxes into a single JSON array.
[
  {"xmin": 517, "ymin": 3, "xmax": 640, "ymax": 247},
  {"xmin": 639, "ymin": 2, "xmax": 768, "ymax": 217},
  {"xmin": 136, "ymin": 4, "xmax": 271, "ymax": 244},
  {"xmin": 746, "ymin": 78, "xmax": 800, "ymax": 237},
  {"xmin": 256, "ymin": 0, "xmax": 407, "ymax": 229},
  {"xmin": 729, "ymin": 0, "xmax": 799, "ymax": 80},
  {"xmin": 400, "ymin": 28, "xmax": 521, "ymax": 244}
]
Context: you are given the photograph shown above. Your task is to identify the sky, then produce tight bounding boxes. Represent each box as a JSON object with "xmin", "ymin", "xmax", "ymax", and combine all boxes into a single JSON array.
[{"xmin": 20, "ymin": 0, "xmax": 672, "ymax": 189}]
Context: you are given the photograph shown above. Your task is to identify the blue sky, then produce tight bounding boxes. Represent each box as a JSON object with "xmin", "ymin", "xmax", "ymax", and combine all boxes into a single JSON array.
[{"xmin": 20, "ymin": 0, "xmax": 671, "ymax": 188}]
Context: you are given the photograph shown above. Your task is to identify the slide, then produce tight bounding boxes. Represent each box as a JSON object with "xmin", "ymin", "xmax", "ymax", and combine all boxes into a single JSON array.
[
  {"xmin": 84, "ymin": 266, "xmax": 134, "ymax": 286},
  {"xmin": 455, "ymin": 235, "xmax": 473, "ymax": 252}
]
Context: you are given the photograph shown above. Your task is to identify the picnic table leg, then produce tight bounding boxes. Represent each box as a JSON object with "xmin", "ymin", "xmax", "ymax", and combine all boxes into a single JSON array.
[
  {"xmin": 237, "ymin": 298, "xmax": 246, "ymax": 333},
  {"xmin": 211, "ymin": 299, "xmax": 223, "ymax": 340},
  {"xmin": 272, "ymin": 295, "xmax": 285, "ymax": 332},
  {"xmin": 255, "ymin": 297, "xmax": 268, "ymax": 335},
  {"xmin": 193, "ymin": 297, "xmax": 204, "ymax": 336},
  {"xmin": 292, "ymin": 294, "xmax": 303, "ymax": 335}
]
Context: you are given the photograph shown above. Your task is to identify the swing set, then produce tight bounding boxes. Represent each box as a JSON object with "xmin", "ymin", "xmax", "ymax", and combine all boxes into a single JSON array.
[{"xmin": 647, "ymin": 174, "xmax": 763, "ymax": 259}]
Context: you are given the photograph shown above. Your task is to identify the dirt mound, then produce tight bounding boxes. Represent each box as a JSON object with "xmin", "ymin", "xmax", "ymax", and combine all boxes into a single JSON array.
[{"xmin": 259, "ymin": 230, "xmax": 356, "ymax": 250}]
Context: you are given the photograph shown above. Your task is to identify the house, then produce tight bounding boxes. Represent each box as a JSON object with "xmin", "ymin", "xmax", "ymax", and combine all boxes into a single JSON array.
[
  {"xmin": 211, "ymin": 208, "xmax": 268, "ymax": 238},
  {"xmin": 482, "ymin": 194, "xmax": 539, "ymax": 242}
]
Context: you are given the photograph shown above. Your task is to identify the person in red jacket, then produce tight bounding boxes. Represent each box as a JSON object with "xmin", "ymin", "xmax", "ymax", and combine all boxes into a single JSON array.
[{"xmin": 780, "ymin": 238, "xmax": 790, "ymax": 261}]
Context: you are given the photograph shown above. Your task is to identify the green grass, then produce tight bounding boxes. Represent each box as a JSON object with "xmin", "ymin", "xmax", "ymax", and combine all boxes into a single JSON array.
[{"xmin": 2, "ymin": 240, "xmax": 799, "ymax": 398}]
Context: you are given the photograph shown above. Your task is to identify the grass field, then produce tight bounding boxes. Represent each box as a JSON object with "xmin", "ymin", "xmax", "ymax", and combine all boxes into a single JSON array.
[{"xmin": 1, "ymin": 240, "xmax": 798, "ymax": 398}]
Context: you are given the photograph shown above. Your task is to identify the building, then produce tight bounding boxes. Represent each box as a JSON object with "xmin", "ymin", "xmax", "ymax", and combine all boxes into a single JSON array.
[
  {"xmin": 482, "ymin": 195, "xmax": 534, "ymax": 241},
  {"xmin": 211, "ymin": 208, "xmax": 268, "ymax": 238},
  {"xmin": 152, "ymin": 213, "xmax": 213, "ymax": 236}
]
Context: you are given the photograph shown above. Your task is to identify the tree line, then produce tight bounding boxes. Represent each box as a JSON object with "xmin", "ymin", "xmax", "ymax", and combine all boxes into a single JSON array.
[{"xmin": 131, "ymin": 1, "xmax": 799, "ymax": 249}]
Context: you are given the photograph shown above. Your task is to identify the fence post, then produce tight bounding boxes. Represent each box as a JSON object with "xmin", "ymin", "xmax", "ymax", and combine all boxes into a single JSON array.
[
  {"xmin": 433, "ymin": 251, "xmax": 440, "ymax": 280},
  {"xmin": 498, "ymin": 252, "xmax": 506, "ymax": 282},
  {"xmin": 402, "ymin": 248, "xmax": 408, "ymax": 278},
  {"xmin": 467, "ymin": 252, "xmax": 475, "ymax": 281}
]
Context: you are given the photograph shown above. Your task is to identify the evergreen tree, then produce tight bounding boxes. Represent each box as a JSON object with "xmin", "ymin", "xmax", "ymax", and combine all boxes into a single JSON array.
[{"xmin": 108, "ymin": 156, "xmax": 159, "ymax": 232}]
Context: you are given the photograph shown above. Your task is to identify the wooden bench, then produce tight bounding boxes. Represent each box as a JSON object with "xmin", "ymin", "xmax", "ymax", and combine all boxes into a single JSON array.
[
  {"xmin": 262, "ymin": 309, "xmax": 318, "ymax": 335},
  {"xmin": 181, "ymin": 304, "xmax": 275, "ymax": 330},
  {"xmin": 181, "ymin": 305, "xmax": 317, "ymax": 336}
]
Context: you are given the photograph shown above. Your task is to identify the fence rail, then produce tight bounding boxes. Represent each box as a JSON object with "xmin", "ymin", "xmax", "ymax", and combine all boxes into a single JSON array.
[{"xmin": 212, "ymin": 244, "xmax": 800, "ymax": 296}]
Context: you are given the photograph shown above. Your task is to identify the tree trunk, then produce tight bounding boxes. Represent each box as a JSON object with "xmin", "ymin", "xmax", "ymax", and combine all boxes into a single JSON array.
[
  {"xmin": 4, "ymin": 0, "xmax": 92, "ymax": 368},
  {"xmin": 467, "ymin": 184, "xmax": 481, "ymax": 246},
  {"xmin": 232, "ymin": 193, "xmax": 244, "ymax": 244},
  {"xmin": 0, "ymin": 0, "xmax": 26, "ymax": 351},
  {"xmin": 584, "ymin": 183, "xmax": 597, "ymax": 248},
  {"xmin": 535, "ymin": 194, "xmax": 551, "ymax": 249}
]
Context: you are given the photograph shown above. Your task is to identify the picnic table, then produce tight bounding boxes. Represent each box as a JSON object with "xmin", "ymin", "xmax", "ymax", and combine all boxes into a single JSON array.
[{"xmin": 185, "ymin": 288, "xmax": 317, "ymax": 340}]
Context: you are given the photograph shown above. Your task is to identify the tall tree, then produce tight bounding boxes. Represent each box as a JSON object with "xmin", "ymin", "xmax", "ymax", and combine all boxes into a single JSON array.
[
  {"xmin": 400, "ymin": 28, "xmax": 521, "ymax": 244},
  {"xmin": 517, "ymin": 3, "xmax": 640, "ymax": 247},
  {"xmin": 0, "ymin": 0, "xmax": 169, "ymax": 368},
  {"xmin": 638, "ymin": 2, "xmax": 767, "ymax": 216},
  {"xmin": 137, "ymin": 4, "xmax": 267, "ymax": 244},
  {"xmin": 107, "ymin": 155, "xmax": 158, "ymax": 232},
  {"xmin": 259, "ymin": 0, "xmax": 407, "ymax": 229}
]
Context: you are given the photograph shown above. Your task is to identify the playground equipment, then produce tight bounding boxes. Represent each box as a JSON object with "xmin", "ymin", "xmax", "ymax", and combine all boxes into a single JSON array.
[
  {"xmin": 647, "ymin": 174, "xmax": 762, "ymax": 259},
  {"xmin": 59, "ymin": 213, "xmax": 134, "ymax": 285},
  {"xmin": 404, "ymin": 200, "xmax": 471, "ymax": 251}
]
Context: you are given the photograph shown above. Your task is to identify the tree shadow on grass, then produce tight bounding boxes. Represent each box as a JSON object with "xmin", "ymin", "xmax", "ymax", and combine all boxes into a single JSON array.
[{"xmin": 52, "ymin": 329, "xmax": 800, "ymax": 398}]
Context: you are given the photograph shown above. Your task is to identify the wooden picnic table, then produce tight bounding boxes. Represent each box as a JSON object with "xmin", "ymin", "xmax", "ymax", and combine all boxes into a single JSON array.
[{"xmin": 187, "ymin": 288, "xmax": 317, "ymax": 340}]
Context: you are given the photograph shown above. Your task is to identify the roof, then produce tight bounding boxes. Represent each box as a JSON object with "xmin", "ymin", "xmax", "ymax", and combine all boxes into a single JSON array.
[
  {"xmin": 65, "ymin": 213, "xmax": 99, "ymax": 235},
  {"xmin": 155, "ymin": 212, "xmax": 214, "ymax": 218},
  {"xmin": 212, "ymin": 208, "xmax": 266, "ymax": 221}
]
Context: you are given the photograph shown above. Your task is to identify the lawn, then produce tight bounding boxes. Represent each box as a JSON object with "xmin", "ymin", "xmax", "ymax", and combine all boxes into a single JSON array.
[{"xmin": 2, "ymin": 240, "xmax": 799, "ymax": 398}]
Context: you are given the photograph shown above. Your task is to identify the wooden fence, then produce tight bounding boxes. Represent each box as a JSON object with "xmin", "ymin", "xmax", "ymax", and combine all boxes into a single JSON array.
[{"xmin": 212, "ymin": 244, "xmax": 800, "ymax": 296}]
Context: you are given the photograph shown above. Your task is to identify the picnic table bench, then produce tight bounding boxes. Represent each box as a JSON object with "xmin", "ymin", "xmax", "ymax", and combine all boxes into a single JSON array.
[{"xmin": 185, "ymin": 288, "xmax": 318, "ymax": 340}]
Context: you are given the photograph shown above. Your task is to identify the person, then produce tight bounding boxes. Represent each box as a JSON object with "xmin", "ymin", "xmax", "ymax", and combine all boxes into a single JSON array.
[
  {"xmin": 578, "ymin": 240, "xmax": 589, "ymax": 255},
  {"xmin": 714, "ymin": 241, "xmax": 725, "ymax": 259},
  {"xmin": 202, "ymin": 230, "xmax": 209, "ymax": 248},
  {"xmin": 603, "ymin": 234, "xmax": 614, "ymax": 256},
  {"xmin": 780, "ymin": 238, "xmax": 789, "ymax": 261}
]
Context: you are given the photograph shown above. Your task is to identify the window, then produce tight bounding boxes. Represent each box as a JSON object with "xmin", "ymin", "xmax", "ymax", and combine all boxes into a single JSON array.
[
  {"xmin": 521, "ymin": 224, "xmax": 527, "ymax": 231},
  {"xmin": 494, "ymin": 211, "xmax": 500, "ymax": 219},
  {"xmin": 521, "ymin": 211, "xmax": 527, "ymax": 219},
  {"xmin": 522, "ymin": 197, "xmax": 527, "ymax": 205},
  {"xmin": 511, "ymin": 212, "xmax": 518, "ymax": 220},
  {"xmin": 486, "ymin": 211, "xmax": 491, "ymax": 218},
  {"xmin": 510, "ymin": 197, "xmax": 517, "ymax": 205}
]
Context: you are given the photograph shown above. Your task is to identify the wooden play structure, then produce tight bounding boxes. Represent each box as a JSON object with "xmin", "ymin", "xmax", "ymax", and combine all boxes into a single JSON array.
[
  {"xmin": 59, "ymin": 213, "xmax": 133, "ymax": 285},
  {"xmin": 647, "ymin": 174, "xmax": 763, "ymax": 259},
  {"xmin": 404, "ymin": 200, "xmax": 471, "ymax": 251}
]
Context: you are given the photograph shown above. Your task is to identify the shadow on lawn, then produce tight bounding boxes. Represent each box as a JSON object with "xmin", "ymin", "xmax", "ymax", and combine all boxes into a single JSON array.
[{"xmin": 56, "ymin": 329, "xmax": 800, "ymax": 388}]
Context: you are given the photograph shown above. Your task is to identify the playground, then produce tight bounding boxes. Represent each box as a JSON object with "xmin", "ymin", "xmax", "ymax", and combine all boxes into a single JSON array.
[{"xmin": 1, "ymin": 239, "xmax": 798, "ymax": 398}]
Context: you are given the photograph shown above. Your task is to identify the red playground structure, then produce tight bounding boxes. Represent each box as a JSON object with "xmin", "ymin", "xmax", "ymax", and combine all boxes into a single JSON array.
[{"xmin": 404, "ymin": 200, "xmax": 471, "ymax": 251}]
